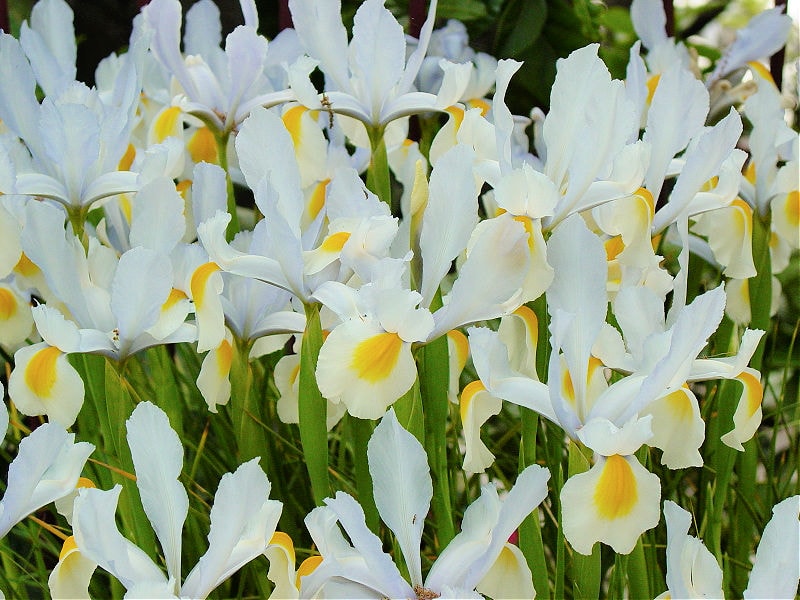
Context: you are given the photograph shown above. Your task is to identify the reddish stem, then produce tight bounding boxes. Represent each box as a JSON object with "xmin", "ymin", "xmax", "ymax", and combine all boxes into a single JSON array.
[
  {"xmin": 0, "ymin": 0, "xmax": 9, "ymax": 34},
  {"xmin": 770, "ymin": 0, "xmax": 787, "ymax": 89},
  {"xmin": 408, "ymin": 0, "xmax": 426, "ymax": 39},
  {"xmin": 663, "ymin": 0, "xmax": 675, "ymax": 38},
  {"xmin": 279, "ymin": 0, "xmax": 292, "ymax": 31}
]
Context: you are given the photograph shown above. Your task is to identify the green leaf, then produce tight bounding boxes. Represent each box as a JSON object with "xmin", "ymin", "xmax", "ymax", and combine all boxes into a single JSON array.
[
  {"xmin": 437, "ymin": 0, "xmax": 488, "ymax": 21},
  {"xmin": 497, "ymin": 0, "xmax": 547, "ymax": 57}
]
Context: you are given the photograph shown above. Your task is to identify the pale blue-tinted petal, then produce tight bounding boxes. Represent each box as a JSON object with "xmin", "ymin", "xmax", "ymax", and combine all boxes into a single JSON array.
[
  {"xmin": 192, "ymin": 162, "xmax": 228, "ymax": 231},
  {"xmin": 239, "ymin": 0, "xmax": 258, "ymax": 29},
  {"xmin": 493, "ymin": 59, "xmax": 523, "ymax": 174},
  {"xmin": 184, "ymin": 0, "xmax": 222, "ymax": 57},
  {"xmin": 287, "ymin": 0, "xmax": 351, "ymax": 94},
  {"xmin": 224, "ymin": 26, "xmax": 268, "ymax": 128},
  {"xmin": 19, "ymin": 0, "xmax": 76, "ymax": 96},
  {"xmin": 419, "ymin": 144, "xmax": 478, "ymax": 308},
  {"xmin": 181, "ymin": 459, "xmax": 281, "ymax": 599},
  {"xmin": 81, "ymin": 171, "xmax": 139, "ymax": 208},
  {"xmin": 0, "ymin": 34, "xmax": 43, "ymax": 158},
  {"xmin": 73, "ymin": 485, "xmax": 168, "ymax": 592},
  {"xmin": 0, "ymin": 424, "xmax": 93, "ymax": 538},
  {"xmin": 368, "ymin": 409, "xmax": 431, "ymax": 587},
  {"xmin": 129, "ymin": 177, "xmax": 185, "ymax": 255},
  {"xmin": 126, "ymin": 402, "xmax": 188, "ymax": 585},
  {"xmin": 644, "ymin": 65, "xmax": 709, "ymax": 199},
  {"xmin": 397, "ymin": 0, "xmax": 438, "ymax": 94},
  {"xmin": 546, "ymin": 214, "xmax": 607, "ymax": 418},
  {"xmin": 630, "ymin": 0, "xmax": 668, "ymax": 50},
  {"xmin": 111, "ymin": 247, "xmax": 173, "ymax": 357},
  {"xmin": 744, "ymin": 495, "xmax": 800, "ymax": 599}
]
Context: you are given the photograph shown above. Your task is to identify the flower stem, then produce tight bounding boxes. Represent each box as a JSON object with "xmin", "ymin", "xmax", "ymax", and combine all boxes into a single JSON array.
[
  {"xmin": 366, "ymin": 126, "xmax": 392, "ymax": 209},
  {"xmin": 215, "ymin": 131, "xmax": 239, "ymax": 241},
  {"xmin": 299, "ymin": 302, "xmax": 330, "ymax": 505}
]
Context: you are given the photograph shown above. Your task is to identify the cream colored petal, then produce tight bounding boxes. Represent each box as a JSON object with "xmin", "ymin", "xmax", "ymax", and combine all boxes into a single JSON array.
[
  {"xmin": 9, "ymin": 342, "xmax": 85, "ymax": 428},
  {"xmin": 475, "ymin": 542, "xmax": 535, "ymax": 600},
  {"xmin": 720, "ymin": 367, "xmax": 763, "ymax": 451},
  {"xmin": 48, "ymin": 536, "xmax": 97, "ymax": 600},
  {"xmin": 460, "ymin": 381, "xmax": 502, "ymax": 475},
  {"xmin": 197, "ymin": 333, "xmax": 233, "ymax": 413},
  {"xmin": 265, "ymin": 532, "xmax": 299, "ymax": 600},
  {"xmin": 316, "ymin": 319, "xmax": 417, "ymax": 420},
  {"xmin": 0, "ymin": 284, "xmax": 33, "ymax": 347},
  {"xmin": 642, "ymin": 386, "xmax": 704, "ymax": 468},
  {"xmin": 190, "ymin": 262, "xmax": 225, "ymax": 353},
  {"xmin": 561, "ymin": 454, "xmax": 660, "ymax": 555}
]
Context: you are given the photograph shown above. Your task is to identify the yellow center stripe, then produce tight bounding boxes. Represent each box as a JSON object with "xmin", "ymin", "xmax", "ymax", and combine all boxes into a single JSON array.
[
  {"xmin": 594, "ymin": 455, "xmax": 638, "ymax": 519},
  {"xmin": 25, "ymin": 346, "xmax": 62, "ymax": 398},
  {"xmin": 0, "ymin": 287, "xmax": 17, "ymax": 320},
  {"xmin": 191, "ymin": 262, "xmax": 221, "ymax": 307},
  {"xmin": 351, "ymin": 332, "xmax": 402, "ymax": 382}
]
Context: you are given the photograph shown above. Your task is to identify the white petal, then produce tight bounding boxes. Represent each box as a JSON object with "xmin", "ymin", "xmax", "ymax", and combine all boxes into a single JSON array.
[
  {"xmin": 126, "ymin": 402, "xmax": 189, "ymax": 584},
  {"xmin": 367, "ymin": 408, "xmax": 432, "ymax": 587},
  {"xmin": 744, "ymin": 495, "xmax": 800, "ymax": 599}
]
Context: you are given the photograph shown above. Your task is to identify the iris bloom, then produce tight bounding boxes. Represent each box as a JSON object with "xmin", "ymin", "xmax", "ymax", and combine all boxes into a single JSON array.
[
  {"xmin": 142, "ymin": 0, "xmax": 294, "ymax": 136},
  {"xmin": 287, "ymin": 0, "xmax": 471, "ymax": 143},
  {"xmin": 0, "ymin": 384, "xmax": 94, "ymax": 540},
  {"xmin": 657, "ymin": 497, "xmax": 800, "ymax": 599},
  {"xmin": 67, "ymin": 401, "xmax": 283, "ymax": 599},
  {"xmin": 299, "ymin": 408, "xmax": 550, "ymax": 599},
  {"xmin": 468, "ymin": 215, "xmax": 763, "ymax": 554}
]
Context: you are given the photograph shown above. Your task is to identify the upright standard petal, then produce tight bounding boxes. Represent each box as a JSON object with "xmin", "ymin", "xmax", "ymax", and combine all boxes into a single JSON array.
[
  {"xmin": 367, "ymin": 409, "xmax": 432, "ymax": 588},
  {"xmin": 126, "ymin": 402, "xmax": 189, "ymax": 585},
  {"xmin": 181, "ymin": 459, "xmax": 282, "ymax": 599},
  {"xmin": 744, "ymin": 495, "xmax": 800, "ymax": 599}
]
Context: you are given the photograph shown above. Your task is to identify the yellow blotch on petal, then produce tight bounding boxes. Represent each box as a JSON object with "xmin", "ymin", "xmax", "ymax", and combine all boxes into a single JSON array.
[
  {"xmin": 467, "ymin": 98, "xmax": 491, "ymax": 116},
  {"xmin": 307, "ymin": 179, "xmax": 330, "ymax": 222},
  {"xmin": 664, "ymin": 385, "xmax": 693, "ymax": 420},
  {"xmin": 747, "ymin": 61, "xmax": 776, "ymax": 86},
  {"xmin": 783, "ymin": 190, "xmax": 799, "ymax": 229},
  {"xmin": 118, "ymin": 143, "xmax": 136, "ymax": 171},
  {"xmin": 633, "ymin": 187, "xmax": 655, "ymax": 219},
  {"xmin": 269, "ymin": 531, "xmax": 296, "ymax": 563},
  {"xmin": 320, "ymin": 231, "xmax": 351, "ymax": 252},
  {"xmin": 188, "ymin": 127, "xmax": 218, "ymax": 164},
  {"xmin": 153, "ymin": 106, "xmax": 182, "ymax": 143},
  {"xmin": 351, "ymin": 332, "xmax": 403, "ymax": 382},
  {"xmin": 737, "ymin": 369, "xmax": 763, "ymax": 417},
  {"xmin": 76, "ymin": 477, "xmax": 96, "ymax": 490},
  {"xmin": 163, "ymin": 288, "xmax": 187, "ymax": 311},
  {"xmin": 25, "ymin": 346, "xmax": 62, "ymax": 398},
  {"xmin": 14, "ymin": 252, "xmax": 40, "ymax": 278},
  {"xmin": 744, "ymin": 160, "xmax": 757, "ymax": 185},
  {"xmin": 594, "ymin": 455, "xmax": 638, "ymax": 520},
  {"xmin": 605, "ymin": 235, "xmax": 625, "ymax": 262},
  {"xmin": 59, "ymin": 536, "xmax": 79, "ymax": 561},
  {"xmin": 191, "ymin": 262, "xmax": 221, "ymax": 307},
  {"xmin": 700, "ymin": 176, "xmax": 719, "ymax": 192},
  {"xmin": 447, "ymin": 329, "xmax": 469, "ymax": 365},
  {"xmin": 445, "ymin": 105, "xmax": 465, "ymax": 130},
  {"xmin": 217, "ymin": 338, "xmax": 233, "ymax": 378},
  {"xmin": 289, "ymin": 362, "xmax": 300, "ymax": 386},
  {"xmin": 460, "ymin": 379, "xmax": 486, "ymax": 423},
  {"xmin": 646, "ymin": 74, "xmax": 661, "ymax": 105},
  {"xmin": 0, "ymin": 287, "xmax": 17, "ymax": 320},
  {"xmin": 282, "ymin": 105, "xmax": 307, "ymax": 147},
  {"xmin": 296, "ymin": 555, "xmax": 323, "ymax": 588}
]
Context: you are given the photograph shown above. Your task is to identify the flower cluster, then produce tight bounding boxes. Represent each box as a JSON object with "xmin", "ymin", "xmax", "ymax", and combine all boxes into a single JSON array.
[{"xmin": 0, "ymin": 0, "xmax": 797, "ymax": 598}]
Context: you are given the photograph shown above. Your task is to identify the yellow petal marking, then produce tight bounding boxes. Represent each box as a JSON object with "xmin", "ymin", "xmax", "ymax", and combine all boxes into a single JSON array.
[
  {"xmin": 320, "ymin": 231, "xmax": 351, "ymax": 252},
  {"xmin": 25, "ymin": 345, "xmax": 62, "ymax": 398},
  {"xmin": 783, "ymin": 190, "xmax": 799, "ymax": 229},
  {"xmin": 76, "ymin": 477, "xmax": 96, "ymax": 489},
  {"xmin": 163, "ymin": 288, "xmax": 187, "ymax": 312},
  {"xmin": 700, "ymin": 176, "xmax": 719, "ymax": 192},
  {"xmin": 307, "ymin": 179, "xmax": 330, "ymax": 222},
  {"xmin": 188, "ymin": 127, "xmax": 218, "ymax": 164},
  {"xmin": 445, "ymin": 105, "xmax": 465, "ymax": 130},
  {"xmin": 119, "ymin": 193, "xmax": 133, "ymax": 224},
  {"xmin": 153, "ymin": 106, "xmax": 182, "ymax": 143},
  {"xmin": 289, "ymin": 362, "xmax": 300, "ymax": 386},
  {"xmin": 467, "ymin": 98, "xmax": 491, "ymax": 116},
  {"xmin": 605, "ymin": 236, "xmax": 625, "ymax": 261},
  {"xmin": 634, "ymin": 187, "xmax": 655, "ymax": 219},
  {"xmin": 269, "ymin": 531, "xmax": 296, "ymax": 564},
  {"xmin": 217, "ymin": 338, "xmax": 233, "ymax": 377},
  {"xmin": 282, "ymin": 105, "xmax": 307, "ymax": 147},
  {"xmin": 747, "ymin": 61, "xmax": 775, "ymax": 85},
  {"xmin": 0, "ymin": 287, "xmax": 17, "ymax": 320},
  {"xmin": 59, "ymin": 536, "xmax": 79, "ymax": 561},
  {"xmin": 191, "ymin": 262, "xmax": 221, "ymax": 307},
  {"xmin": 646, "ymin": 74, "xmax": 661, "ymax": 105},
  {"xmin": 176, "ymin": 179, "xmax": 192, "ymax": 197},
  {"xmin": 512, "ymin": 215, "xmax": 535, "ymax": 251},
  {"xmin": 594, "ymin": 454, "xmax": 638, "ymax": 520},
  {"xmin": 350, "ymin": 332, "xmax": 403, "ymax": 382},
  {"xmin": 736, "ymin": 369, "xmax": 763, "ymax": 417},
  {"xmin": 447, "ymin": 329, "xmax": 469, "ymax": 365},
  {"xmin": 460, "ymin": 379, "xmax": 486, "ymax": 423},
  {"xmin": 664, "ymin": 386, "xmax": 692, "ymax": 421},
  {"xmin": 14, "ymin": 252, "xmax": 39, "ymax": 278},
  {"xmin": 118, "ymin": 143, "xmax": 136, "ymax": 171},
  {"xmin": 296, "ymin": 555, "xmax": 323, "ymax": 588},
  {"xmin": 744, "ymin": 160, "xmax": 757, "ymax": 185}
]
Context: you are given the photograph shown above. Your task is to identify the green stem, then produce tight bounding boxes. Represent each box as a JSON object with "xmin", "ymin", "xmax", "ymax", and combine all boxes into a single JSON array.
[
  {"xmin": 298, "ymin": 303, "xmax": 330, "ymax": 505},
  {"xmin": 519, "ymin": 408, "xmax": 549, "ymax": 599},
  {"xmin": 215, "ymin": 131, "xmax": 239, "ymax": 241},
  {"xmin": 567, "ymin": 440, "xmax": 600, "ymax": 600},
  {"xmin": 627, "ymin": 537, "xmax": 650, "ymax": 600},
  {"xmin": 366, "ymin": 126, "xmax": 392, "ymax": 209},
  {"xmin": 748, "ymin": 210, "xmax": 772, "ymax": 369},
  {"xmin": 229, "ymin": 336, "xmax": 262, "ymax": 461},
  {"xmin": 418, "ymin": 329, "xmax": 455, "ymax": 550},
  {"xmin": 67, "ymin": 205, "xmax": 90, "ymax": 251}
]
